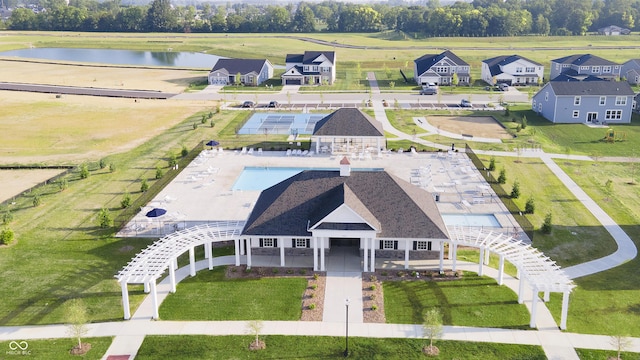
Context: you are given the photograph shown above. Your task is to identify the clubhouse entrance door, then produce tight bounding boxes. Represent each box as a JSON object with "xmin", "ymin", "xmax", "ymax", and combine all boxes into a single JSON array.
[{"xmin": 327, "ymin": 237, "xmax": 361, "ymax": 272}]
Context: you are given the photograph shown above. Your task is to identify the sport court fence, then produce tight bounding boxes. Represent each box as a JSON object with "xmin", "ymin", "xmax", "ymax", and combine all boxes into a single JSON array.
[{"xmin": 465, "ymin": 144, "xmax": 535, "ymax": 241}]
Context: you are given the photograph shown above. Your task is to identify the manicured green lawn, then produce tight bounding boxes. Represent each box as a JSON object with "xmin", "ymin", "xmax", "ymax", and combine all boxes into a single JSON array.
[
  {"xmin": 136, "ymin": 335, "xmax": 546, "ymax": 360},
  {"xmin": 456, "ymin": 249, "xmax": 518, "ymax": 278},
  {"xmin": 383, "ymin": 272, "xmax": 530, "ymax": 329},
  {"xmin": 576, "ymin": 348, "xmax": 640, "ymax": 360},
  {"xmin": 159, "ymin": 267, "xmax": 307, "ymax": 320},
  {"xmin": 0, "ymin": 338, "xmax": 112, "ymax": 360}
]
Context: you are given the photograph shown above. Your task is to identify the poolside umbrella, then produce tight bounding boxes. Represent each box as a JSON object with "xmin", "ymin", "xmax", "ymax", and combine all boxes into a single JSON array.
[
  {"xmin": 206, "ymin": 140, "xmax": 220, "ymax": 148},
  {"xmin": 145, "ymin": 208, "xmax": 167, "ymax": 218}
]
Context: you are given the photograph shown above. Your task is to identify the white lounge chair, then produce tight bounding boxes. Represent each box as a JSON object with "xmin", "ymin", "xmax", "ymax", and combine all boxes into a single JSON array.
[
  {"xmin": 301, "ymin": 150, "xmax": 309, "ymax": 156},
  {"xmin": 218, "ymin": 148, "xmax": 224, "ymax": 155},
  {"xmin": 248, "ymin": 148, "xmax": 254, "ymax": 155},
  {"xmin": 257, "ymin": 148, "xmax": 263, "ymax": 155},
  {"xmin": 286, "ymin": 149, "xmax": 292, "ymax": 156},
  {"xmin": 240, "ymin": 147, "xmax": 247, "ymax": 155}
]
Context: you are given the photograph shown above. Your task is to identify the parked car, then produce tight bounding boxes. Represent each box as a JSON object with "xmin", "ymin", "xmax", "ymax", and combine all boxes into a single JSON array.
[
  {"xmin": 268, "ymin": 101, "xmax": 279, "ymax": 108},
  {"xmin": 420, "ymin": 87, "xmax": 438, "ymax": 95},
  {"xmin": 496, "ymin": 83, "xmax": 509, "ymax": 91},
  {"xmin": 460, "ymin": 99, "xmax": 472, "ymax": 108},
  {"xmin": 242, "ymin": 101, "xmax": 255, "ymax": 108}
]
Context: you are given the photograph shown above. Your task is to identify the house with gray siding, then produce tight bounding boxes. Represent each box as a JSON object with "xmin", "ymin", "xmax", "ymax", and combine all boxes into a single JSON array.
[
  {"xmin": 621, "ymin": 59, "xmax": 640, "ymax": 85},
  {"xmin": 550, "ymin": 54, "xmax": 621, "ymax": 81},
  {"xmin": 208, "ymin": 58, "xmax": 274, "ymax": 86},
  {"xmin": 281, "ymin": 51, "xmax": 336, "ymax": 85},
  {"xmin": 414, "ymin": 51, "xmax": 471, "ymax": 86},
  {"xmin": 532, "ymin": 80, "xmax": 634, "ymax": 124}
]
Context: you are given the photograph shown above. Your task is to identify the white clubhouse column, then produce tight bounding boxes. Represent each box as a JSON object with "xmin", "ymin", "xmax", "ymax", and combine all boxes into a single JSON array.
[
  {"xmin": 530, "ymin": 287, "xmax": 539, "ymax": 328},
  {"xmin": 404, "ymin": 241, "xmax": 410, "ymax": 269},
  {"xmin": 189, "ymin": 246, "xmax": 196, "ymax": 277},
  {"xmin": 280, "ymin": 239, "xmax": 285, "ymax": 267},
  {"xmin": 560, "ymin": 291, "xmax": 570, "ymax": 330},
  {"xmin": 439, "ymin": 241, "xmax": 444, "ymax": 271},
  {"xmin": 169, "ymin": 260, "xmax": 176, "ymax": 293},
  {"xmin": 150, "ymin": 279, "xmax": 159, "ymax": 320},
  {"xmin": 234, "ymin": 238, "xmax": 240, "ymax": 266},
  {"xmin": 313, "ymin": 237, "xmax": 318, "ymax": 271},
  {"xmin": 498, "ymin": 254, "xmax": 505, "ymax": 285},
  {"xmin": 370, "ymin": 238, "xmax": 376, "ymax": 272},
  {"xmin": 120, "ymin": 281, "xmax": 130, "ymax": 320},
  {"xmin": 478, "ymin": 247, "xmax": 484, "ymax": 276},
  {"xmin": 452, "ymin": 243, "xmax": 458, "ymax": 272},
  {"xmin": 246, "ymin": 240, "xmax": 252, "ymax": 269},
  {"xmin": 208, "ymin": 242, "xmax": 214, "ymax": 270},
  {"xmin": 320, "ymin": 237, "xmax": 325, "ymax": 271},
  {"xmin": 363, "ymin": 237, "xmax": 368, "ymax": 272}
]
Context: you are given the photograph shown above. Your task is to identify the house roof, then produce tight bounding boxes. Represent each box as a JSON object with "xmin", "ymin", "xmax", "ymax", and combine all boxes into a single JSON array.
[
  {"xmin": 414, "ymin": 50, "xmax": 469, "ymax": 76},
  {"xmin": 242, "ymin": 170, "xmax": 449, "ymax": 239},
  {"xmin": 548, "ymin": 80, "xmax": 634, "ymax": 96},
  {"xmin": 483, "ymin": 55, "xmax": 541, "ymax": 77},
  {"xmin": 210, "ymin": 58, "xmax": 270, "ymax": 75},
  {"xmin": 286, "ymin": 51, "xmax": 335, "ymax": 65},
  {"xmin": 551, "ymin": 54, "xmax": 618, "ymax": 66},
  {"xmin": 598, "ymin": 25, "xmax": 631, "ymax": 34},
  {"xmin": 313, "ymin": 108, "xmax": 384, "ymax": 137}
]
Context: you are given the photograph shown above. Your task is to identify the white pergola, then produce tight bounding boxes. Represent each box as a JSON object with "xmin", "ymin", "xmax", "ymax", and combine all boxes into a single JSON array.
[
  {"xmin": 446, "ymin": 226, "xmax": 575, "ymax": 330},
  {"xmin": 115, "ymin": 221, "xmax": 245, "ymax": 320}
]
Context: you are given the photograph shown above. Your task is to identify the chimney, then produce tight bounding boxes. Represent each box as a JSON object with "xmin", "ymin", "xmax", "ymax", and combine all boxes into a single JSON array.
[{"xmin": 339, "ymin": 156, "xmax": 351, "ymax": 176}]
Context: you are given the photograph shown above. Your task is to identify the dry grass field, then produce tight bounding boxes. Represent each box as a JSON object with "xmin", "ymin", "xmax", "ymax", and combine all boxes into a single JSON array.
[
  {"xmin": 426, "ymin": 116, "xmax": 512, "ymax": 139},
  {"xmin": 0, "ymin": 169, "xmax": 66, "ymax": 203}
]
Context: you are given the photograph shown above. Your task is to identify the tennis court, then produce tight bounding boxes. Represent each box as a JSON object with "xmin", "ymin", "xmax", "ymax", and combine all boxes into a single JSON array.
[{"xmin": 238, "ymin": 113, "xmax": 328, "ymax": 135}]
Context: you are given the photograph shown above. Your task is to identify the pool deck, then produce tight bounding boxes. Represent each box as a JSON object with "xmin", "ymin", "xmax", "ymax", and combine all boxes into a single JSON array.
[{"xmin": 119, "ymin": 150, "xmax": 524, "ymax": 240}]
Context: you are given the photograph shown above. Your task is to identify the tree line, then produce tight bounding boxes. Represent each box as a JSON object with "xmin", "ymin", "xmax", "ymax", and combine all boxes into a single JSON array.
[{"xmin": 5, "ymin": 0, "xmax": 640, "ymax": 36}]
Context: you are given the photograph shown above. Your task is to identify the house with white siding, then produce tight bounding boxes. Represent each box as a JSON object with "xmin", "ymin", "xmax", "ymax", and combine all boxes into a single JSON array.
[{"xmin": 481, "ymin": 55, "xmax": 544, "ymax": 86}]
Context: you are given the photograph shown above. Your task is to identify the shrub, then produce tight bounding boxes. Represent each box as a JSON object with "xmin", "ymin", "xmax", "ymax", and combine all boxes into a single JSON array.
[
  {"xmin": 97, "ymin": 208, "xmax": 112, "ymax": 228},
  {"xmin": 58, "ymin": 178, "xmax": 68, "ymax": 191},
  {"xmin": 181, "ymin": 145, "xmax": 189, "ymax": 157},
  {"xmin": 210, "ymin": 120, "xmax": 215, "ymax": 128},
  {"xmin": 542, "ymin": 212, "xmax": 553, "ymax": 234},
  {"xmin": 140, "ymin": 179, "xmax": 149, "ymax": 193},
  {"xmin": 0, "ymin": 227, "xmax": 15, "ymax": 245},
  {"xmin": 371, "ymin": 304, "xmax": 378, "ymax": 311},
  {"xmin": 167, "ymin": 153, "xmax": 177, "ymax": 168},
  {"xmin": 286, "ymin": 269, "xmax": 294, "ymax": 274},
  {"xmin": 99, "ymin": 158, "xmax": 106, "ymax": 169},
  {"xmin": 525, "ymin": 197, "xmax": 535, "ymax": 214},
  {"xmin": 192, "ymin": 122, "xmax": 197, "ymax": 130},
  {"xmin": 369, "ymin": 275, "xmax": 377, "ymax": 282},
  {"xmin": 397, "ymin": 271, "xmax": 406, "ymax": 277},
  {"xmin": 313, "ymin": 273, "xmax": 319, "ymax": 280},
  {"xmin": 32, "ymin": 194, "xmax": 41, "ymax": 207},
  {"xmin": 308, "ymin": 303, "xmax": 316, "ymax": 310},
  {"xmin": 521, "ymin": 115, "xmax": 527, "ymax": 129},
  {"xmin": 309, "ymin": 292, "xmax": 316, "ymax": 298},
  {"xmin": 370, "ymin": 284, "xmax": 377, "ymax": 291},
  {"xmin": 79, "ymin": 163, "xmax": 89, "ymax": 179},
  {"xmin": 109, "ymin": 163, "xmax": 116, "ymax": 173},
  {"xmin": 272, "ymin": 268, "xmax": 279, "ymax": 274},
  {"xmin": 497, "ymin": 168, "xmax": 507, "ymax": 184},
  {"xmin": 1, "ymin": 210, "xmax": 13, "ymax": 225},
  {"xmin": 411, "ymin": 271, "xmax": 417, "ymax": 277},
  {"xmin": 510, "ymin": 180, "xmax": 520, "ymax": 199},
  {"xmin": 155, "ymin": 166, "xmax": 164, "ymax": 179},
  {"xmin": 121, "ymin": 193, "xmax": 132, "ymax": 209},
  {"xmin": 381, "ymin": 271, "xmax": 388, "ymax": 276},
  {"xmin": 370, "ymin": 293, "xmax": 376, "ymax": 300},
  {"xmin": 299, "ymin": 269, "xmax": 307, "ymax": 275},
  {"xmin": 244, "ymin": 268, "xmax": 252, "ymax": 273},
  {"xmin": 201, "ymin": 114, "xmax": 207, "ymax": 124},
  {"xmin": 311, "ymin": 284, "xmax": 317, "ymax": 290},
  {"xmin": 488, "ymin": 156, "xmax": 496, "ymax": 171}
]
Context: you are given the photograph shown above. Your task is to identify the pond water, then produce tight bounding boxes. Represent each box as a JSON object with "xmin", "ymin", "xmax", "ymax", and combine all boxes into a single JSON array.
[{"xmin": 0, "ymin": 48, "xmax": 223, "ymax": 68}]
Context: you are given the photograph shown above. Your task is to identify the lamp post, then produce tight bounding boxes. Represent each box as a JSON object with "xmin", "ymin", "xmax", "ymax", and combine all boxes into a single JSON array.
[{"xmin": 344, "ymin": 297, "xmax": 350, "ymax": 357}]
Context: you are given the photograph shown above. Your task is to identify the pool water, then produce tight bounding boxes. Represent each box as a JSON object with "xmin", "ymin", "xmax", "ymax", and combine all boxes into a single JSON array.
[
  {"xmin": 232, "ymin": 167, "xmax": 383, "ymax": 191},
  {"xmin": 441, "ymin": 213, "xmax": 501, "ymax": 228}
]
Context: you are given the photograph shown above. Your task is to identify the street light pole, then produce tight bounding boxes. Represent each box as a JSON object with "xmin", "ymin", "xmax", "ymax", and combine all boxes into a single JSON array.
[{"xmin": 344, "ymin": 297, "xmax": 350, "ymax": 357}]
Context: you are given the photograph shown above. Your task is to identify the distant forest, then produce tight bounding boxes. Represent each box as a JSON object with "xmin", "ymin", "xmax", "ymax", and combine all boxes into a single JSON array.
[{"xmin": 4, "ymin": 0, "xmax": 640, "ymax": 36}]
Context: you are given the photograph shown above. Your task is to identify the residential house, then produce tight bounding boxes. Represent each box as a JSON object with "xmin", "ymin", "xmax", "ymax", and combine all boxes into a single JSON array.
[
  {"xmin": 208, "ymin": 58, "xmax": 274, "ymax": 86},
  {"xmin": 598, "ymin": 25, "xmax": 631, "ymax": 36},
  {"xmin": 281, "ymin": 51, "xmax": 336, "ymax": 85},
  {"xmin": 550, "ymin": 54, "xmax": 621, "ymax": 81},
  {"xmin": 621, "ymin": 59, "xmax": 640, "ymax": 85},
  {"xmin": 414, "ymin": 50, "xmax": 471, "ymax": 86},
  {"xmin": 532, "ymin": 79, "xmax": 634, "ymax": 124},
  {"xmin": 481, "ymin": 55, "xmax": 544, "ymax": 86}
]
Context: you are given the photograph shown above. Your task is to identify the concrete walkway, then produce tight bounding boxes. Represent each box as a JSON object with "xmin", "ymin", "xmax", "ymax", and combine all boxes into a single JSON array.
[{"xmin": 323, "ymin": 272, "xmax": 364, "ymax": 323}]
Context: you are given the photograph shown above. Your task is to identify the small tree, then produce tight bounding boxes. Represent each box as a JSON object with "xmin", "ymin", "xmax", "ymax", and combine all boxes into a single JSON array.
[
  {"xmin": 488, "ymin": 156, "xmax": 496, "ymax": 171},
  {"xmin": 109, "ymin": 163, "xmax": 116, "ymax": 173},
  {"xmin": 32, "ymin": 194, "xmax": 41, "ymax": 207},
  {"xmin": 510, "ymin": 180, "xmax": 520, "ymax": 199},
  {"xmin": 140, "ymin": 179, "xmax": 149, "ymax": 193},
  {"xmin": 120, "ymin": 193, "xmax": 132, "ymax": 209},
  {"xmin": 542, "ymin": 212, "xmax": 553, "ymax": 234},
  {"xmin": 422, "ymin": 308, "xmax": 443, "ymax": 356},
  {"xmin": 58, "ymin": 178, "xmax": 68, "ymax": 192},
  {"xmin": 66, "ymin": 299, "xmax": 90, "ymax": 354},
  {"xmin": 234, "ymin": 72, "xmax": 242, "ymax": 86},
  {"xmin": 610, "ymin": 334, "xmax": 631, "ymax": 360},
  {"xmin": 79, "ymin": 163, "xmax": 90, "ymax": 179},
  {"xmin": 155, "ymin": 166, "xmax": 164, "ymax": 179},
  {"xmin": 167, "ymin": 153, "xmax": 177, "ymax": 168},
  {"xmin": 497, "ymin": 168, "xmax": 507, "ymax": 184},
  {"xmin": 1, "ymin": 210, "xmax": 13, "ymax": 225},
  {"xmin": 604, "ymin": 179, "xmax": 614, "ymax": 201},
  {"xmin": 246, "ymin": 320, "xmax": 265, "ymax": 350},
  {"xmin": 0, "ymin": 227, "xmax": 15, "ymax": 245},
  {"xmin": 525, "ymin": 197, "xmax": 535, "ymax": 214},
  {"xmin": 181, "ymin": 145, "xmax": 189, "ymax": 157},
  {"xmin": 97, "ymin": 208, "xmax": 112, "ymax": 228},
  {"xmin": 521, "ymin": 115, "xmax": 528, "ymax": 129},
  {"xmin": 504, "ymin": 103, "xmax": 509, "ymax": 116},
  {"xmin": 99, "ymin": 158, "xmax": 106, "ymax": 169}
]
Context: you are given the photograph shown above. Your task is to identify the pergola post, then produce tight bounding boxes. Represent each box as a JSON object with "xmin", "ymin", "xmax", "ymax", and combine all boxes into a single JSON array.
[
  {"xmin": 150, "ymin": 279, "xmax": 159, "ymax": 320},
  {"xmin": 543, "ymin": 291, "xmax": 550, "ymax": 302},
  {"xmin": 478, "ymin": 247, "xmax": 484, "ymax": 276},
  {"xmin": 404, "ymin": 241, "xmax": 410, "ymax": 269},
  {"xmin": 169, "ymin": 260, "xmax": 176, "ymax": 293},
  {"xmin": 313, "ymin": 237, "xmax": 318, "ymax": 271},
  {"xmin": 234, "ymin": 238, "xmax": 240, "ymax": 266},
  {"xmin": 370, "ymin": 238, "xmax": 376, "ymax": 272},
  {"xmin": 208, "ymin": 242, "xmax": 214, "ymax": 270},
  {"xmin": 439, "ymin": 241, "xmax": 444, "ymax": 272},
  {"xmin": 120, "ymin": 281, "xmax": 130, "ymax": 320},
  {"xmin": 363, "ymin": 237, "xmax": 368, "ymax": 272},
  {"xmin": 560, "ymin": 291, "xmax": 570, "ymax": 330},
  {"xmin": 246, "ymin": 240, "xmax": 252, "ymax": 269},
  {"xmin": 530, "ymin": 287, "xmax": 539, "ymax": 328},
  {"xmin": 518, "ymin": 273, "xmax": 525, "ymax": 304},
  {"xmin": 204, "ymin": 242, "xmax": 210, "ymax": 259},
  {"xmin": 279, "ymin": 239, "xmax": 285, "ymax": 267},
  {"xmin": 498, "ymin": 255, "xmax": 504, "ymax": 285},
  {"xmin": 452, "ymin": 243, "xmax": 458, "ymax": 272},
  {"xmin": 189, "ymin": 246, "xmax": 196, "ymax": 277},
  {"xmin": 484, "ymin": 247, "xmax": 490, "ymax": 265},
  {"xmin": 320, "ymin": 237, "xmax": 325, "ymax": 271},
  {"xmin": 144, "ymin": 281, "xmax": 150, "ymax": 293}
]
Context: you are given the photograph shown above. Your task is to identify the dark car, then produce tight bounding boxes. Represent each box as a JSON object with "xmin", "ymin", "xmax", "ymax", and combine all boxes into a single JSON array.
[
  {"xmin": 460, "ymin": 99, "xmax": 472, "ymax": 108},
  {"xmin": 496, "ymin": 83, "xmax": 509, "ymax": 91},
  {"xmin": 268, "ymin": 101, "xmax": 279, "ymax": 108},
  {"xmin": 242, "ymin": 101, "xmax": 255, "ymax": 108},
  {"xmin": 420, "ymin": 87, "xmax": 438, "ymax": 95}
]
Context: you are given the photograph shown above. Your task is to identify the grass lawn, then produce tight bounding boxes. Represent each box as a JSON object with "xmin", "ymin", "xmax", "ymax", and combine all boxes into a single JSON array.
[
  {"xmin": 383, "ymin": 272, "xmax": 530, "ymax": 329},
  {"xmin": 136, "ymin": 335, "xmax": 546, "ymax": 360},
  {"xmin": 0, "ymin": 337, "xmax": 112, "ymax": 360},
  {"xmin": 456, "ymin": 249, "xmax": 518, "ymax": 278},
  {"xmin": 576, "ymin": 348, "xmax": 640, "ymax": 359},
  {"xmin": 158, "ymin": 267, "xmax": 307, "ymax": 320}
]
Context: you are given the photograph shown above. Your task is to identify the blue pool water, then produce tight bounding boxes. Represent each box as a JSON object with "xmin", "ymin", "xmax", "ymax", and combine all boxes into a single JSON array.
[
  {"xmin": 237, "ymin": 113, "xmax": 328, "ymax": 135},
  {"xmin": 232, "ymin": 166, "xmax": 383, "ymax": 191},
  {"xmin": 442, "ymin": 213, "xmax": 501, "ymax": 228}
]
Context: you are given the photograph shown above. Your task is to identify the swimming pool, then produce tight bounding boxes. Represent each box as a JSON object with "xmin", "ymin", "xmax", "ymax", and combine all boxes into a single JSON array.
[
  {"xmin": 232, "ymin": 166, "xmax": 383, "ymax": 191},
  {"xmin": 237, "ymin": 113, "xmax": 328, "ymax": 135},
  {"xmin": 441, "ymin": 213, "xmax": 501, "ymax": 228}
]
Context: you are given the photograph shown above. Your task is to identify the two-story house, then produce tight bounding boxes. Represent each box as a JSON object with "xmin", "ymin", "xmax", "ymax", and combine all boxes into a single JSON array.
[
  {"xmin": 532, "ymin": 80, "xmax": 634, "ymax": 124},
  {"xmin": 481, "ymin": 55, "xmax": 544, "ymax": 86},
  {"xmin": 621, "ymin": 59, "xmax": 640, "ymax": 85},
  {"xmin": 208, "ymin": 58, "xmax": 274, "ymax": 86},
  {"xmin": 550, "ymin": 54, "xmax": 621, "ymax": 81},
  {"xmin": 281, "ymin": 51, "xmax": 336, "ymax": 86},
  {"xmin": 414, "ymin": 51, "xmax": 471, "ymax": 86}
]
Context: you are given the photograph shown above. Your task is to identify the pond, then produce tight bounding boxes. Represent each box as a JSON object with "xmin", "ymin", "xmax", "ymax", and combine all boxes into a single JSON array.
[{"xmin": 0, "ymin": 48, "xmax": 224, "ymax": 68}]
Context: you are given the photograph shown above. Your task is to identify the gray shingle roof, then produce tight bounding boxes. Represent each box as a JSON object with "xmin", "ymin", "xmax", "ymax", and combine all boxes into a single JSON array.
[
  {"xmin": 483, "ymin": 55, "xmax": 541, "ymax": 77},
  {"xmin": 549, "ymin": 80, "xmax": 634, "ymax": 96},
  {"xmin": 285, "ymin": 51, "xmax": 335, "ymax": 65},
  {"xmin": 242, "ymin": 170, "xmax": 449, "ymax": 240},
  {"xmin": 210, "ymin": 58, "xmax": 269, "ymax": 75},
  {"xmin": 552, "ymin": 54, "xmax": 618, "ymax": 66},
  {"xmin": 415, "ymin": 50, "xmax": 469, "ymax": 76},
  {"xmin": 313, "ymin": 108, "xmax": 384, "ymax": 137}
]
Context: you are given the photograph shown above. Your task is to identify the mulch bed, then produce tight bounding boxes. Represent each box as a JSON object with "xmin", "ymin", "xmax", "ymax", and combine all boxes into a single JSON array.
[{"xmin": 70, "ymin": 343, "xmax": 91, "ymax": 355}]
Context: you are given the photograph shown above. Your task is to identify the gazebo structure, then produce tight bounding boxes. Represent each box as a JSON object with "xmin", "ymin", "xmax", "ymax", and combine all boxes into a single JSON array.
[{"xmin": 311, "ymin": 108, "xmax": 385, "ymax": 157}]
